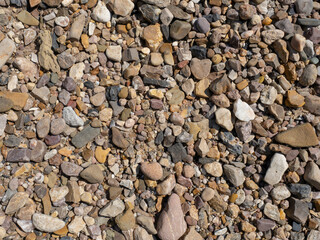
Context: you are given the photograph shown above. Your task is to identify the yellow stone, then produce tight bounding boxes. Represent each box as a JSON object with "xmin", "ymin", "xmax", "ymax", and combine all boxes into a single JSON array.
[
  {"xmin": 314, "ymin": 199, "xmax": 320, "ymax": 211},
  {"xmin": 195, "ymin": 78, "xmax": 210, "ymax": 98},
  {"xmin": 0, "ymin": 91, "xmax": 28, "ymax": 110},
  {"xmin": 145, "ymin": 179, "xmax": 157, "ymax": 188},
  {"xmin": 95, "ymin": 146, "xmax": 110, "ymax": 164},
  {"xmin": 245, "ymin": 179, "xmax": 259, "ymax": 190},
  {"xmin": 142, "ymin": 24, "xmax": 163, "ymax": 52},
  {"xmin": 229, "ymin": 193, "xmax": 238, "ymax": 203},
  {"xmin": 212, "ymin": 54, "xmax": 222, "ymax": 64},
  {"xmin": 58, "ymin": 148, "xmax": 72, "ymax": 157},
  {"xmin": 207, "ymin": 146, "xmax": 220, "ymax": 159},
  {"xmin": 242, "ymin": 221, "xmax": 256, "ymax": 232},
  {"xmin": 236, "ymin": 79, "xmax": 248, "ymax": 91},
  {"xmin": 81, "ymin": 34, "xmax": 89, "ymax": 49},
  {"xmin": 279, "ymin": 209, "xmax": 286, "ymax": 220},
  {"xmin": 54, "ymin": 224, "xmax": 68, "ymax": 236},
  {"xmin": 285, "ymin": 90, "xmax": 305, "ymax": 108},
  {"xmin": 262, "ymin": 17, "xmax": 272, "ymax": 25},
  {"xmin": 14, "ymin": 163, "xmax": 32, "ymax": 177},
  {"xmin": 148, "ymin": 89, "xmax": 164, "ymax": 99}
]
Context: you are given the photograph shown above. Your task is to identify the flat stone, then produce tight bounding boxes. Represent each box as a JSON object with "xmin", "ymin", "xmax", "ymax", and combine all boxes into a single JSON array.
[
  {"xmin": 49, "ymin": 186, "xmax": 69, "ymax": 202},
  {"xmin": 50, "ymin": 118, "xmax": 66, "ymax": 135},
  {"xmin": 63, "ymin": 106, "xmax": 84, "ymax": 127},
  {"xmin": 0, "ymin": 38, "xmax": 15, "ymax": 69},
  {"xmin": 0, "ymin": 114, "xmax": 7, "ymax": 136},
  {"xmin": 223, "ymin": 165, "xmax": 245, "ymax": 187},
  {"xmin": 0, "ymin": 97, "xmax": 13, "ymax": 113},
  {"xmin": 297, "ymin": 18, "xmax": 320, "ymax": 27},
  {"xmin": 80, "ymin": 164, "xmax": 104, "ymax": 183},
  {"xmin": 61, "ymin": 162, "xmax": 83, "ymax": 177},
  {"xmin": 167, "ymin": 5, "xmax": 190, "ymax": 20},
  {"xmin": 271, "ymin": 185, "xmax": 291, "ymax": 201},
  {"xmin": 31, "ymin": 87, "xmax": 50, "ymax": 104},
  {"xmin": 261, "ymin": 30, "xmax": 285, "ymax": 45},
  {"xmin": 157, "ymin": 193, "xmax": 187, "ymax": 240},
  {"xmin": 106, "ymin": 45, "xmax": 122, "ymax": 62},
  {"xmin": 288, "ymin": 183, "xmax": 311, "ymax": 199},
  {"xmin": 68, "ymin": 216, "xmax": 85, "ymax": 235},
  {"xmin": 65, "ymin": 181, "xmax": 80, "ymax": 203},
  {"xmin": 275, "ymin": 123, "xmax": 318, "ymax": 147},
  {"xmin": 286, "ymin": 198, "xmax": 309, "ymax": 224},
  {"xmin": 264, "ymin": 203, "xmax": 280, "ymax": 222},
  {"xmin": 168, "ymin": 142, "xmax": 188, "ymax": 162},
  {"xmin": 190, "ymin": 58, "xmax": 212, "ymax": 80},
  {"xmin": 156, "ymin": 174, "xmax": 176, "ymax": 195},
  {"xmin": 17, "ymin": 10, "xmax": 39, "ymax": 26},
  {"xmin": 6, "ymin": 149, "xmax": 31, "ymax": 162},
  {"xmin": 69, "ymin": 14, "xmax": 86, "ymax": 40},
  {"xmin": 36, "ymin": 117, "xmax": 50, "ymax": 139},
  {"xmin": 256, "ymin": 219, "xmax": 276, "ymax": 232},
  {"xmin": 0, "ymin": 91, "xmax": 28, "ymax": 110},
  {"xmin": 5, "ymin": 192, "xmax": 29, "ymax": 214},
  {"xmin": 32, "ymin": 213, "xmax": 65, "ymax": 232},
  {"xmin": 111, "ymin": 0, "xmax": 134, "ymax": 16},
  {"xmin": 111, "ymin": 127, "xmax": 129, "ymax": 149},
  {"xmin": 264, "ymin": 153, "xmax": 288, "ymax": 185},
  {"xmin": 13, "ymin": 57, "xmax": 38, "ymax": 80},
  {"xmin": 71, "ymin": 125, "xmax": 101, "ymax": 148},
  {"xmin": 166, "ymin": 86, "xmax": 185, "ymax": 105},
  {"xmin": 99, "ymin": 198, "xmax": 125, "ymax": 217},
  {"xmin": 300, "ymin": 64, "xmax": 317, "ymax": 86},
  {"xmin": 204, "ymin": 162, "xmax": 223, "ymax": 177}
]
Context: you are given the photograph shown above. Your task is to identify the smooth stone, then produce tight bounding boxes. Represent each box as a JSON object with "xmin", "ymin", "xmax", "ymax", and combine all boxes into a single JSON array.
[
  {"xmin": 256, "ymin": 219, "xmax": 276, "ymax": 232},
  {"xmin": 111, "ymin": 0, "xmax": 134, "ymax": 16},
  {"xmin": 80, "ymin": 164, "xmax": 104, "ymax": 183},
  {"xmin": 71, "ymin": 125, "xmax": 101, "ymax": 148},
  {"xmin": 264, "ymin": 153, "xmax": 288, "ymax": 185},
  {"xmin": 295, "ymin": 0, "xmax": 313, "ymax": 15},
  {"xmin": 49, "ymin": 186, "xmax": 69, "ymax": 202},
  {"xmin": 36, "ymin": 117, "xmax": 50, "ymax": 138},
  {"xmin": 0, "ymin": 97, "xmax": 13, "ymax": 113},
  {"xmin": 190, "ymin": 58, "xmax": 212, "ymax": 80},
  {"xmin": 32, "ymin": 213, "xmax": 65, "ymax": 232},
  {"xmin": 0, "ymin": 114, "xmax": 7, "ymax": 136},
  {"xmin": 156, "ymin": 174, "xmax": 176, "ymax": 195},
  {"xmin": 63, "ymin": 106, "xmax": 84, "ymax": 127},
  {"xmin": 271, "ymin": 185, "xmax": 291, "ymax": 201},
  {"xmin": 106, "ymin": 45, "xmax": 122, "ymax": 62},
  {"xmin": 233, "ymin": 99, "xmax": 255, "ymax": 122},
  {"xmin": 299, "ymin": 64, "xmax": 317, "ymax": 86},
  {"xmin": 304, "ymin": 162, "xmax": 320, "ymax": 190},
  {"xmin": 140, "ymin": 162, "xmax": 163, "ymax": 180},
  {"xmin": 0, "ymin": 38, "xmax": 15, "ymax": 69},
  {"xmin": 50, "ymin": 118, "xmax": 66, "ymax": 135},
  {"xmin": 6, "ymin": 149, "xmax": 31, "ymax": 162},
  {"xmin": 304, "ymin": 95, "xmax": 320, "ymax": 115},
  {"xmin": 170, "ymin": 20, "xmax": 191, "ymax": 40},
  {"xmin": 264, "ymin": 203, "xmax": 280, "ymax": 222},
  {"xmin": 61, "ymin": 162, "xmax": 83, "ymax": 177},
  {"xmin": 115, "ymin": 209, "xmax": 136, "ymax": 231},
  {"xmin": 91, "ymin": 1, "xmax": 111, "ymax": 22},
  {"xmin": 275, "ymin": 123, "xmax": 318, "ymax": 147},
  {"xmin": 297, "ymin": 18, "xmax": 320, "ymax": 27},
  {"xmin": 31, "ymin": 87, "xmax": 50, "ymax": 104},
  {"xmin": 223, "ymin": 165, "xmax": 245, "ymax": 187},
  {"xmin": 157, "ymin": 193, "xmax": 187, "ymax": 240},
  {"xmin": 204, "ymin": 162, "xmax": 223, "ymax": 177}
]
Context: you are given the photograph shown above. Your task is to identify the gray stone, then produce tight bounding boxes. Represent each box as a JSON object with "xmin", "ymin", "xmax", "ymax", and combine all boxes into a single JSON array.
[
  {"xmin": 69, "ymin": 14, "xmax": 86, "ymax": 40},
  {"xmin": 264, "ymin": 153, "xmax": 288, "ymax": 185},
  {"xmin": 63, "ymin": 106, "xmax": 84, "ymax": 127},
  {"xmin": 0, "ymin": 38, "xmax": 15, "ymax": 69},
  {"xmin": 304, "ymin": 161, "xmax": 320, "ymax": 190},
  {"xmin": 32, "ymin": 213, "xmax": 65, "ymax": 232},
  {"xmin": 71, "ymin": 125, "xmax": 101, "ymax": 148},
  {"xmin": 299, "ymin": 64, "xmax": 317, "ymax": 86},
  {"xmin": 99, "ymin": 198, "xmax": 125, "ymax": 217},
  {"xmin": 61, "ymin": 162, "xmax": 83, "ymax": 177},
  {"xmin": 31, "ymin": 87, "xmax": 50, "ymax": 104},
  {"xmin": 80, "ymin": 164, "xmax": 104, "ymax": 183},
  {"xmin": 6, "ymin": 149, "xmax": 31, "ymax": 162},
  {"xmin": 223, "ymin": 165, "xmax": 245, "ymax": 187},
  {"xmin": 36, "ymin": 117, "xmax": 50, "ymax": 138},
  {"xmin": 286, "ymin": 198, "xmax": 309, "ymax": 224}
]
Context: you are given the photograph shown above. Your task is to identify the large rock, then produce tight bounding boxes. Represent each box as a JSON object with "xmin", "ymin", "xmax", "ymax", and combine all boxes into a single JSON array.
[
  {"xmin": 5, "ymin": 192, "xmax": 29, "ymax": 214},
  {"xmin": 264, "ymin": 153, "xmax": 288, "ymax": 185},
  {"xmin": 0, "ymin": 38, "xmax": 15, "ymax": 69},
  {"xmin": 91, "ymin": 1, "xmax": 111, "ymax": 22},
  {"xmin": 32, "ymin": 213, "xmax": 65, "ymax": 232},
  {"xmin": 275, "ymin": 123, "xmax": 318, "ymax": 147},
  {"xmin": 157, "ymin": 193, "xmax": 187, "ymax": 240}
]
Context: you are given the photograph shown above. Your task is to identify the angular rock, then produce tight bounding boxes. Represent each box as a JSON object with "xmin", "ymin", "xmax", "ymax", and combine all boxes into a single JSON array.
[
  {"xmin": 80, "ymin": 165, "xmax": 104, "ymax": 183},
  {"xmin": 264, "ymin": 153, "xmax": 288, "ymax": 185},
  {"xmin": 223, "ymin": 165, "xmax": 245, "ymax": 187},
  {"xmin": 32, "ymin": 213, "xmax": 65, "ymax": 232},
  {"xmin": 0, "ymin": 38, "xmax": 15, "ymax": 69},
  {"xmin": 99, "ymin": 198, "xmax": 125, "ymax": 217}
]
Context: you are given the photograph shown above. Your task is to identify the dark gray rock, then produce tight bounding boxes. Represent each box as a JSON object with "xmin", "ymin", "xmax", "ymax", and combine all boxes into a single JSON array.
[{"xmin": 71, "ymin": 125, "xmax": 101, "ymax": 148}]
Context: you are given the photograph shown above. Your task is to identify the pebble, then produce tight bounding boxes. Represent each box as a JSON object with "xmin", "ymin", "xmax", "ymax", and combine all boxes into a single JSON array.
[
  {"xmin": 204, "ymin": 162, "xmax": 223, "ymax": 177},
  {"xmin": 99, "ymin": 198, "xmax": 125, "ymax": 217},
  {"xmin": 32, "ymin": 213, "xmax": 65, "ymax": 232},
  {"xmin": 80, "ymin": 165, "xmax": 104, "ymax": 183},
  {"xmin": 61, "ymin": 162, "xmax": 83, "ymax": 177},
  {"xmin": 91, "ymin": 1, "xmax": 111, "ymax": 23},
  {"xmin": 140, "ymin": 162, "xmax": 163, "ymax": 180},
  {"xmin": 215, "ymin": 108, "xmax": 233, "ymax": 131},
  {"xmin": 304, "ymin": 162, "xmax": 320, "ymax": 191},
  {"xmin": 0, "ymin": 38, "xmax": 15, "ymax": 69},
  {"xmin": 223, "ymin": 165, "xmax": 245, "ymax": 187},
  {"xmin": 63, "ymin": 106, "xmax": 84, "ymax": 127},
  {"xmin": 233, "ymin": 99, "xmax": 255, "ymax": 122},
  {"xmin": 190, "ymin": 58, "xmax": 212, "ymax": 80},
  {"xmin": 264, "ymin": 153, "xmax": 288, "ymax": 185},
  {"xmin": 299, "ymin": 64, "xmax": 317, "ymax": 86}
]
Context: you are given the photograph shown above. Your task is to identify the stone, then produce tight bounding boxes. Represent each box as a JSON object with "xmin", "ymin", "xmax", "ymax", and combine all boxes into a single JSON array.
[
  {"xmin": 275, "ymin": 123, "xmax": 318, "ymax": 147},
  {"xmin": 170, "ymin": 20, "xmax": 191, "ymax": 40},
  {"xmin": 271, "ymin": 185, "xmax": 291, "ymax": 201},
  {"xmin": 210, "ymin": 74, "xmax": 231, "ymax": 95},
  {"xmin": 71, "ymin": 125, "xmax": 101, "ymax": 148},
  {"xmin": 17, "ymin": 10, "xmax": 39, "ymax": 26},
  {"xmin": 264, "ymin": 203, "xmax": 280, "ymax": 222},
  {"xmin": 5, "ymin": 192, "xmax": 29, "ymax": 214},
  {"xmin": 233, "ymin": 99, "xmax": 255, "ymax": 122},
  {"xmin": 99, "ymin": 198, "xmax": 125, "ymax": 217},
  {"xmin": 300, "ymin": 64, "xmax": 317, "ymax": 86},
  {"xmin": 304, "ymin": 162, "xmax": 320, "ymax": 190},
  {"xmin": 201, "ymin": 187, "xmax": 215, "ymax": 202},
  {"xmin": 194, "ymin": 17, "xmax": 210, "ymax": 33},
  {"xmin": 80, "ymin": 165, "xmax": 104, "ymax": 183},
  {"xmin": 61, "ymin": 162, "xmax": 83, "ymax": 177},
  {"xmin": 291, "ymin": 34, "xmax": 306, "ymax": 52},
  {"xmin": 115, "ymin": 209, "xmax": 136, "ymax": 231},
  {"xmin": 168, "ymin": 143, "xmax": 188, "ymax": 162},
  {"xmin": 92, "ymin": 1, "xmax": 111, "ymax": 22},
  {"xmin": 295, "ymin": 0, "xmax": 313, "ymax": 15},
  {"xmin": 261, "ymin": 30, "xmax": 285, "ymax": 45},
  {"xmin": 273, "ymin": 39, "xmax": 289, "ymax": 63},
  {"xmin": 63, "ymin": 106, "xmax": 84, "ymax": 127},
  {"xmin": 239, "ymin": 4, "xmax": 256, "ymax": 20},
  {"xmin": 184, "ymin": 227, "xmax": 203, "ymax": 240},
  {"xmin": 32, "ymin": 213, "xmax": 65, "ymax": 232},
  {"xmin": 140, "ymin": 162, "xmax": 163, "ymax": 180},
  {"xmin": 58, "ymin": 52, "xmax": 75, "ymax": 70},
  {"xmin": 50, "ymin": 118, "xmax": 66, "ymax": 135},
  {"xmin": 304, "ymin": 95, "xmax": 320, "ymax": 115},
  {"xmin": 65, "ymin": 181, "xmax": 80, "ymax": 203},
  {"xmin": 6, "ymin": 149, "xmax": 31, "ymax": 162},
  {"xmin": 49, "ymin": 186, "xmax": 69, "ymax": 202},
  {"xmin": 204, "ymin": 162, "xmax": 223, "ymax": 177},
  {"xmin": 264, "ymin": 153, "xmax": 288, "ymax": 185},
  {"xmin": 38, "ymin": 30, "xmax": 60, "ymax": 73},
  {"xmin": 36, "ymin": 117, "xmax": 50, "ymax": 139},
  {"xmin": 111, "ymin": 0, "xmax": 134, "ymax": 16},
  {"xmin": 256, "ymin": 219, "xmax": 276, "ymax": 232},
  {"xmin": 260, "ymin": 86, "xmax": 278, "ymax": 105},
  {"xmin": 195, "ymin": 138, "xmax": 209, "ymax": 157},
  {"xmin": 90, "ymin": 92, "xmax": 106, "ymax": 106},
  {"xmin": 157, "ymin": 193, "xmax": 187, "ymax": 240},
  {"xmin": 208, "ymin": 191, "xmax": 228, "ymax": 213},
  {"xmin": 0, "ymin": 38, "xmax": 15, "ymax": 69},
  {"xmin": 95, "ymin": 146, "xmax": 109, "ymax": 163},
  {"xmin": 0, "ymin": 91, "xmax": 28, "ymax": 110},
  {"xmin": 31, "ymin": 87, "xmax": 50, "ymax": 104},
  {"xmin": 190, "ymin": 58, "xmax": 212, "ymax": 80},
  {"xmin": 69, "ymin": 14, "xmax": 86, "ymax": 40},
  {"xmin": 43, "ymin": 0, "xmax": 61, "ymax": 6},
  {"xmin": 111, "ymin": 127, "xmax": 129, "ymax": 149},
  {"xmin": 235, "ymin": 121, "xmax": 253, "ymax": 143},
  {"xmin": 68, "ymin": 216, "xmax": 85, "ymax": 235},
  {"xmin": 0, "ymin": 114, "xmax": 7, "ymax": 136},
  {"xmin": 156, "ymin": 174, "xmax": 176, "ymax": 195},
  {"xmin": 14, "ymin": 57, "xmax": 38, "ymax": 80},
  {"xmin": 142, "ymin": 24, "xmax": 163, "ymax": 52},
  {"xmin": 195, "ymin": 78, "xmax": 210, "ymax": 98},
  {"xmin": 223, "ymin": 165, "xmax": 245, "ymax": 187},
  {"xmin": 286, "ymin": 90, "xmax": 305, "ymax": 108},
  {"xmin": 215, "ymin": 108, "xmax": 233, "ymax": 131},
  {"xmin": 288, "ymin": 183, "xmax": 311, "ymax": 199},
  {"xmin": 160, "ymin": 8, "xmax": 173, "ymax": 25},
  {"xmin": 286, "ymin": 198, "xmax": 309, "ymax": 224},
  {"xmin": 0, "ymin": 97, "xmax": 13, "ymax": 113},
  {"xmin": 106, "ymin": 45, "xmax": 122, "ymax": 62}
]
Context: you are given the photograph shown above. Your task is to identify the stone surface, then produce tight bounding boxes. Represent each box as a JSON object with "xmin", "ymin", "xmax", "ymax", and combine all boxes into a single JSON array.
[
  {"xmin": 223, "ymin": 165, "xmax": 245, "ymax": 187},
  {"xmin": 157, "ymin": 194, "xmax": 187, "ymax": 240},
  {"xmin": 264, "ymin": 153, "xmax": 288, "ymax": 185},
  {"xmin": 80, "ymin": 165, "xmax": 104, "ymax": 183}
]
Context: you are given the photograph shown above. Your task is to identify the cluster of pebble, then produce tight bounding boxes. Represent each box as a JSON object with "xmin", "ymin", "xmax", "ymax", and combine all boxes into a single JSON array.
[{"xmin": 0, "ymin": 0, "xmax": 320, "ymax": 239}]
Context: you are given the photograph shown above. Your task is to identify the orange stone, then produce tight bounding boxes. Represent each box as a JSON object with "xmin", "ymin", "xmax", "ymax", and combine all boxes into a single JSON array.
[
  {"xmin": 286, "ymin": 90, "xmax": 305, "ymax": 108},
  {"xmin": 236, "ymin": 79, "xmax": 248, "ymax": 90},
  {"xmin": 262, "ymin": 17, "xmax": 272, "ymax": 25}
]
